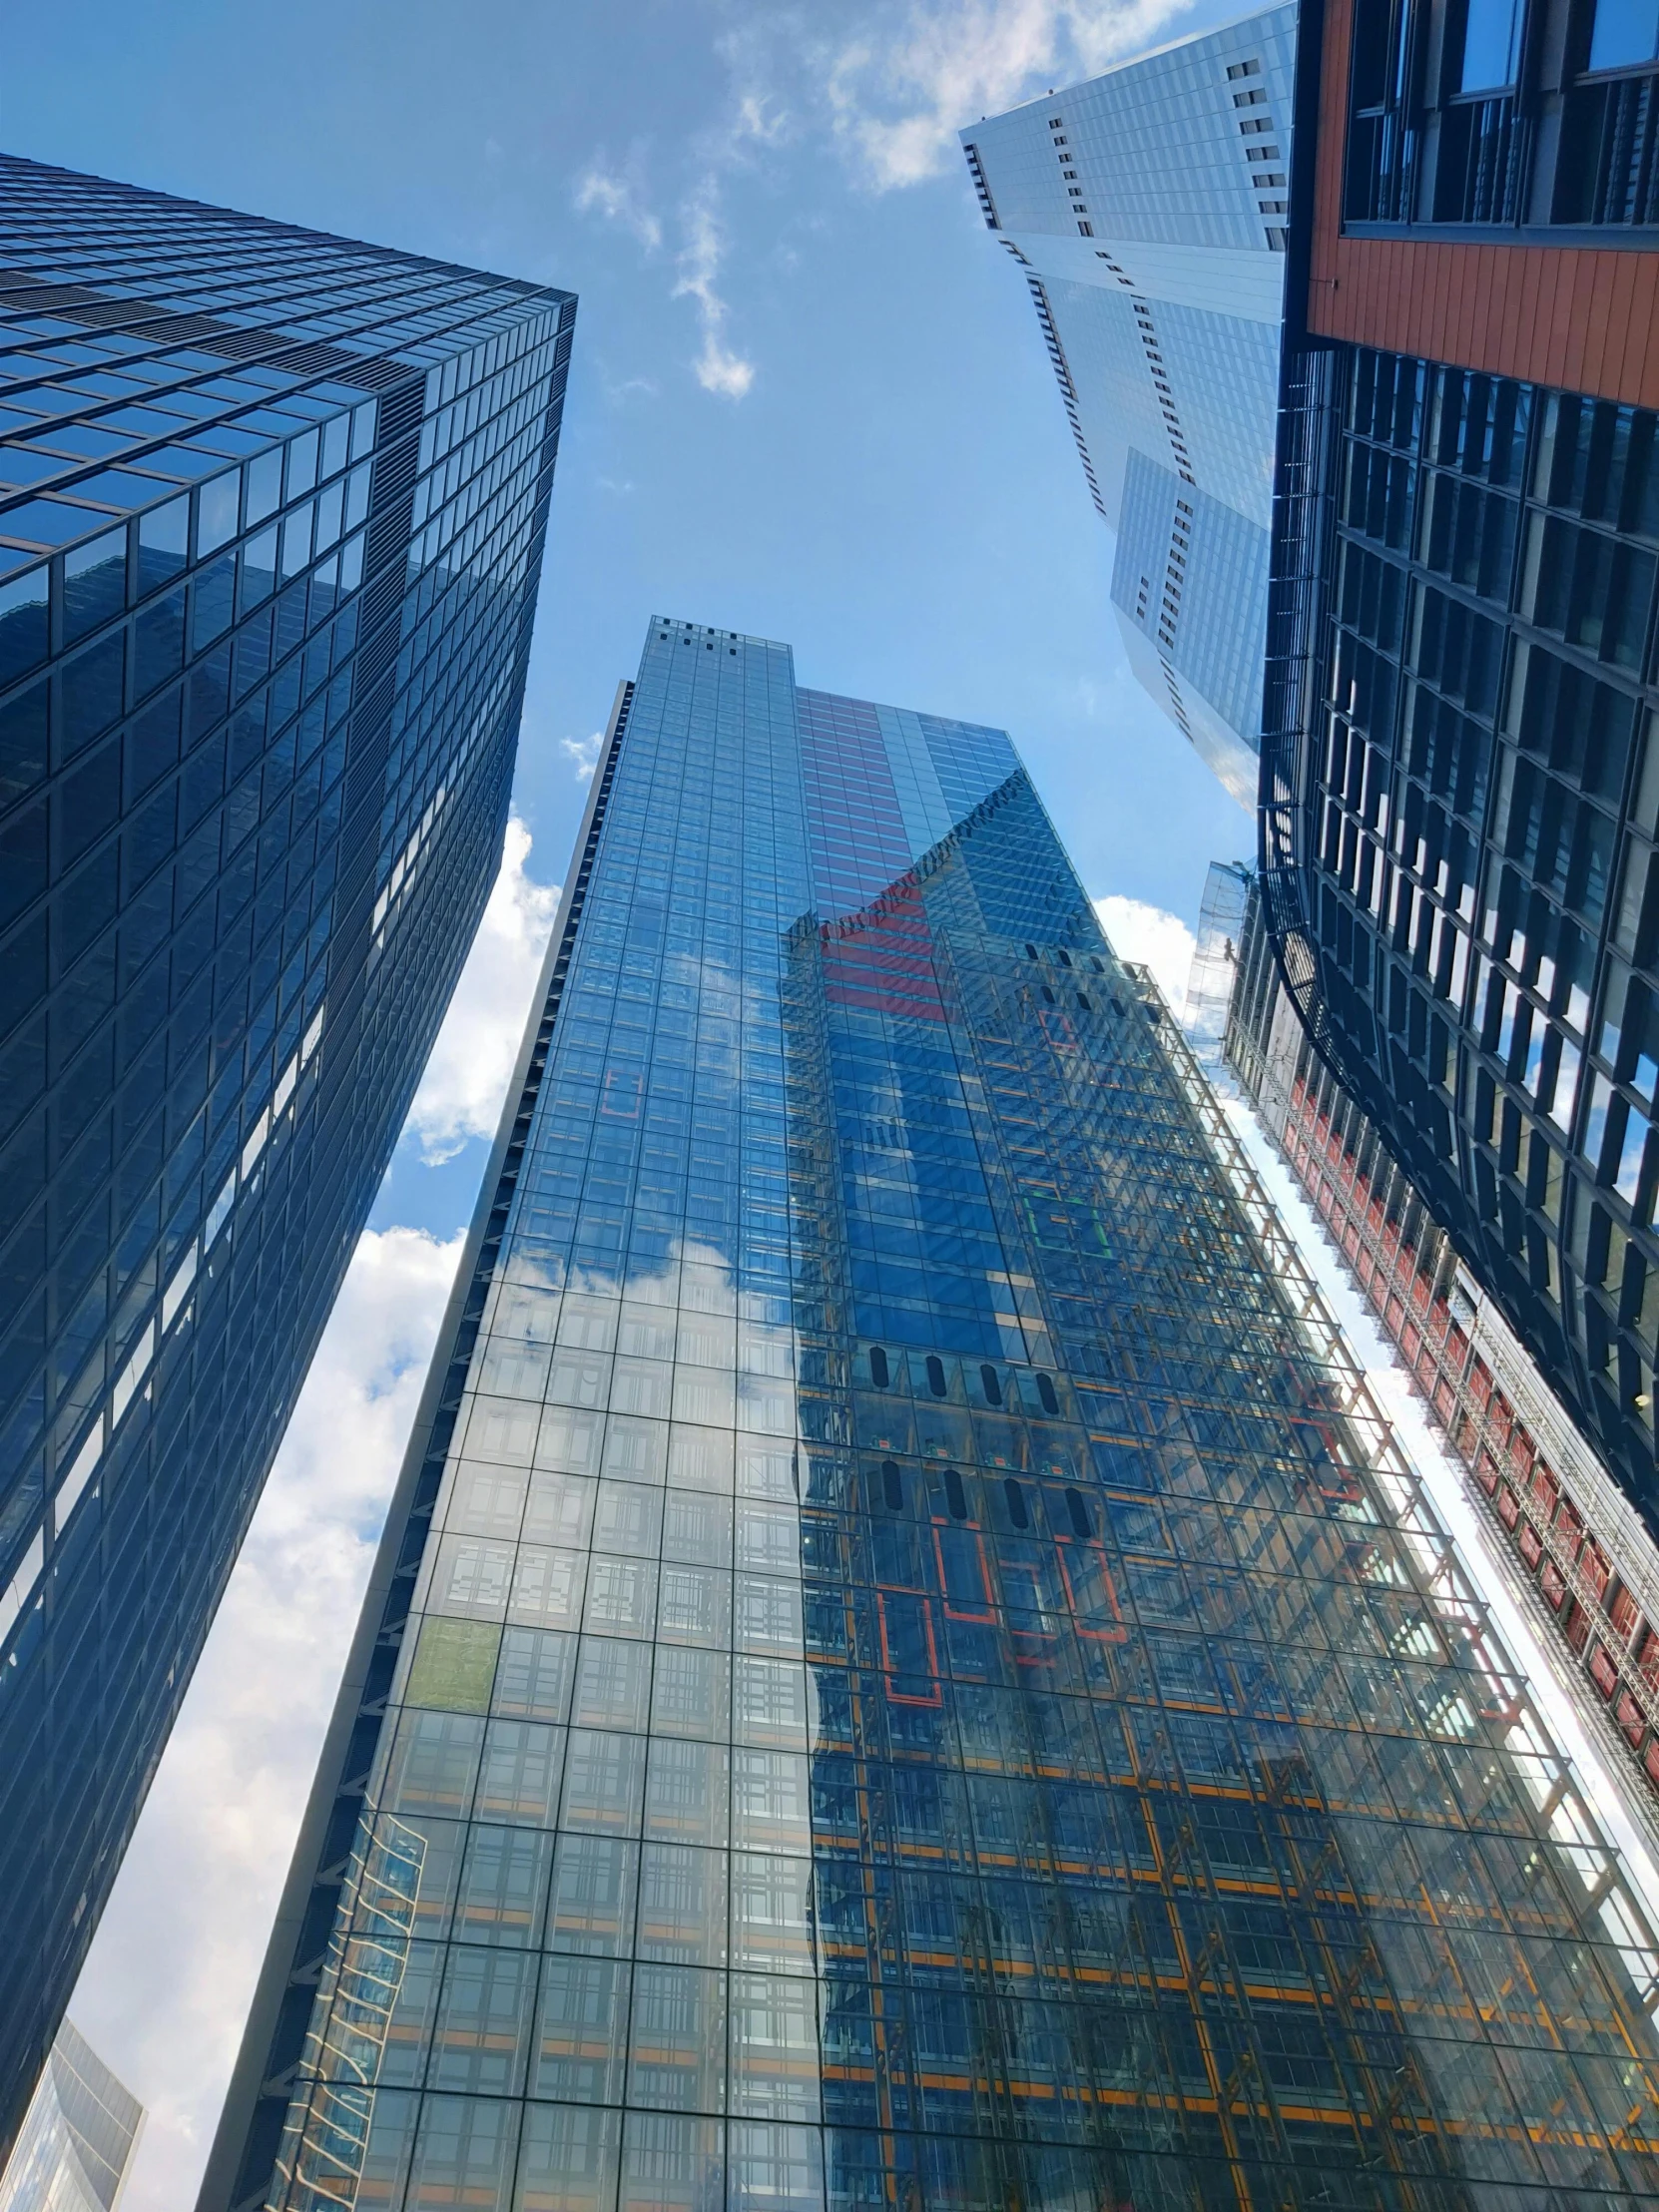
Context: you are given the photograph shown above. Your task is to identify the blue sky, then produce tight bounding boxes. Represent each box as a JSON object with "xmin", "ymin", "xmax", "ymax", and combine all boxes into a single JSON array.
[
  {"xmin": 9, "ymin": 0, "xmax": 1265, "ymax": 2198},
  {"xmin": 15, "ymin": 0, "xmax": 1255, "ymax": 1229}
]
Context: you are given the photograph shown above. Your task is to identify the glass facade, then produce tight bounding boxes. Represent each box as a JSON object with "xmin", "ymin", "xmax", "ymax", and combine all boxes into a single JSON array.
[
  {"xmin": 216, "ymin": 615, "xmax": 1659, "ymax": 2212},
  {"xmin": 0, "ymin": 2020, "xmax": 143, "ymax": 2212},
  {"xmin": 1220, "ymin": 861, "xmax": 1659, "ymax": 1848},
  {"xmin": 0, "ymin": 155, "xmax": 575, "ymax": 2152},
  {"xmin": 1260, "ymin": 339, "xmax": 1659, "ymax": 1541},
  {"xmin": 960, "ymin": 7, "xmax": 1295, "ymax": 801}
]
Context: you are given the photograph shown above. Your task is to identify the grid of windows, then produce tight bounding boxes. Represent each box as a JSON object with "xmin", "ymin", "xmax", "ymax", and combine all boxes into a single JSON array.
[
  {"xmin": 1113, "ymin": 450, "xmax": 1275, "ymax": 751},
  {"xmin": 794, "ymin": 695, "xmax": 913, "ymax": 921},
  {"xmin": 960, "ymin": 8, "xmax": 1297, "ymax": 246},
  {"xmin": 1345, "ymin": 0, "xmax": 1659, "ymax": 228},
  {"xmin": 222, "ymin": 617, "xmax": 1659, "ymax": 2212},
  {"xmin": 0, "ymin": 2016, "xmax": 143, "ymax": 2212},
  {"xmin": 0, "ymin": 155, "xmax": 574, "ymax": 2156},
  {"xmin": 959, "ymin": 6, "xmax": 1293, "ymax": 790},
  {"xmin": 1225, "ymin": 866, "xmax": 1659, "ymax": 1845},
  {"xmin": 1264, "ymin": 343, "xmax": 1659, "ymax": 1533}
]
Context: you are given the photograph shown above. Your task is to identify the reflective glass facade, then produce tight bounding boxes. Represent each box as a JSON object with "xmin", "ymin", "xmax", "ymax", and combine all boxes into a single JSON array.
[
  {"xmin": 1221, "ymin": 862, "xmax": 1659, "ymax": 1849},
  {"xmin": 960, "ymin": 9, "xmax": 1295, "ymax": 801},
  {"xmin": 219, "ymin": 616, "xmax": 1659, "ymax": 2212},
  {"xmin": 0, "ymin": 2020, "xmax": 143, "ymax": 2212},
  {"xmin": 1260, "ymin": 338, "xmax": 1659, "ymax": 1539},
  {"xmin": 0, "ymin": 156, "xmax": 575, "ymax": 2150}
]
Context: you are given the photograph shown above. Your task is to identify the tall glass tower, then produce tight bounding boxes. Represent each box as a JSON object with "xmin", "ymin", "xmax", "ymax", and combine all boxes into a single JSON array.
[
  {"xmin": 0, "ymin": 157, "xmax": 575, "ymax": 2152},
  {"xmin": 959, "ymin": 6, "xmax": 1296, "ymax": 803},
  {"xmin": 214, "ymin": 618, "xmax": 1659, "ymax": 2211},
  {"xmin": 0, "ymin": 2018, "xmax": 143, "ymax": 2212}
]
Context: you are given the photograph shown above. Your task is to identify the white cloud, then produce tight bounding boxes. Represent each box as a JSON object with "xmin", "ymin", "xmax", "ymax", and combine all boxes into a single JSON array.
[
  {"xmin": 575, "ymin": 143, "xmax": 756, "ymax": 401},
  {"xmin": 824, "ymin": 0, "xmax": 1196, "ymax": 189},
  {"xmin": 562, "ymin": 732, "xmax": 602, "ymax": 781},
  {"xmin": 577, "ymin": 0, "xmax": 1200, "ymax": 397},
  {"xmin": 673, "ymin": 184, "xmax": 756, "ymax": 399},
  {"xmin": 578, "ymin": 68, "xmax": 777, "ymax": 405},
  {"xmin": 67, "ymin": 1223, "xmax": 465, "ymax": 2212},
  {"xmin": 733, "ymin": 86, "xmax": 790, "ymax": 149},
  {"xmin": 574, "ymin": 159, "xmax": 662, "ymax": 251},
  {"xmin": 403, "ymin": 816, "xmax": 560, "ymax": 1165},
  {"xmin": 1094, "ymin": 892, "xmax": 1195, "ymax": 1017}
]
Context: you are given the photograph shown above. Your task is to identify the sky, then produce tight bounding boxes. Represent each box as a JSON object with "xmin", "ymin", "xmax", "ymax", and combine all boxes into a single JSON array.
[{"xmin": 2, "ymin": 0, "xmax": 1286, "ymax": 2200}]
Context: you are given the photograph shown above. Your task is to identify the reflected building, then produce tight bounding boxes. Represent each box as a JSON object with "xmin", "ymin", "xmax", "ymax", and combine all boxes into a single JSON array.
[
  {"xmin": 1182, "ymin": 858, "xmax": 1253, "ymax": 1065},
  {"xmin": 0, "ymin": 157, "xmax": 575, "ymax": 2152},
  {"xmin": 0, "ymin": 2019, "xmax": 142, "ymax": 2212},
  {"xmin": 960, "ymin": 7, "xmax": 1296, "ymax": 801},
  {"xmin": 1219, "ymin": 858, "xmax": 1659, "ymax": 1854},
  {"xmin": 211, "ymin": 617, "xmax": 1659, "ymax": 2211}
]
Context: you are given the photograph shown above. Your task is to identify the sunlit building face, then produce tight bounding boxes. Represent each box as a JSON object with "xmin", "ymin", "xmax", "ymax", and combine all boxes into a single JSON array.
[{"xmin": 220, "ymin": 619, "xmax": 1659, "ymax": 2212}]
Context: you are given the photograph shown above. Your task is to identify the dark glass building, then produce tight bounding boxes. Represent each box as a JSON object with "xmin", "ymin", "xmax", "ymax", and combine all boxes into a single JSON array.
[
  {"xmin": 0, "ymin": 156, "xmax": 575, "ymax": 2153},
  {"xmin": 1258, "ymin": 0, "xmax": 1659, "ymax": 1540},
  {"xmin": 209, "ymin": 617, "xmax": 1659, "ymax": 2212}
]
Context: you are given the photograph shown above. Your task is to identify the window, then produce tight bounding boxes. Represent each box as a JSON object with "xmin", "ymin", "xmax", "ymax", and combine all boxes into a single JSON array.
[
  {"xmin": 1459, "ymin": 0, "xmax": 1522, "ymax": 90},
  {"xmin": 1590, "ymin": 0, "xmax": 1659, "ymax": 69}
]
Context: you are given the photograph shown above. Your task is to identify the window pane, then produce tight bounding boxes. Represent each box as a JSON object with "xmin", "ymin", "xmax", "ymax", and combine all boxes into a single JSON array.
[
  {"xmin": 1591, "ymin": 0, "xmax": 1659, "ymax": 66},
  {"xmin": 1460, "ymin": 0, "xmax": 1521, "ymax": 88}
]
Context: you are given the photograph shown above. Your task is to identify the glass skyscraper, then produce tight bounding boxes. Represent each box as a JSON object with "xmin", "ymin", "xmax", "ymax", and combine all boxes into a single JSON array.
[
  {"xmin": 209, "ymin": 615, "xmax": 1659, "ymax": 2211},
  {"xmin": 0, "ymin": 157, "xmax": 575, "ymax": 2153},
  {"xmin": 1215, "ymin": 862, "xmax": 1659, "ymax": 1850},
  {"xmin": 959, "ymin": 7, "xmax": 1296, "ymax": 803},
  {"xmin": 0, "ymin": 2020, "xmax": 143, "ymax": 2212}
]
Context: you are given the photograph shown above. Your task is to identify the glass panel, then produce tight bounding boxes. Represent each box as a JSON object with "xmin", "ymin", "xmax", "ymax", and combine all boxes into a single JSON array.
[
  {"xmin": 1461, "ymin": 0, "xmax": 1522, "ymax": 88},
  {"xmin": 1591, "ymin": 0, "xmax": 1659, "ymax": 67}
]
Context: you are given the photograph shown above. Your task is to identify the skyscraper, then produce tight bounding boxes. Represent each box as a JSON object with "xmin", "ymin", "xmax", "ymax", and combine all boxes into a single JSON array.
[
  {"xmin": 960, "ymin": 7, "xmax": 1296, "ymax": 802},
  {"xmin": 1256, "ymin": 0, "xmax": 1659, "ymax": 1550},
  {"xmin": 0, "ymin": 2021, "xmax": 143, "ymax": 2212},
  {"xmin": 1216, "ymin": 861, "xmax": 1659, "ymax": 1844},
  {"xmin": 209, "ymin": 616, "xmax": 1659, "ymax": 2212},
  {"xmin": 0, "ymin": 157, "xmax": 575, "ymax": 2152}
]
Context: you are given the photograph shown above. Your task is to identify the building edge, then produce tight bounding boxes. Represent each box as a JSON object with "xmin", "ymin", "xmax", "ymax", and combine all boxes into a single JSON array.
[
  {"xmin": 1220, "ymin": 867, "xmax": 1659, "ymax": 1867},
  {"xmin": 195, "ymin": 677, "xmax": 633, "ymax": 2212}
]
